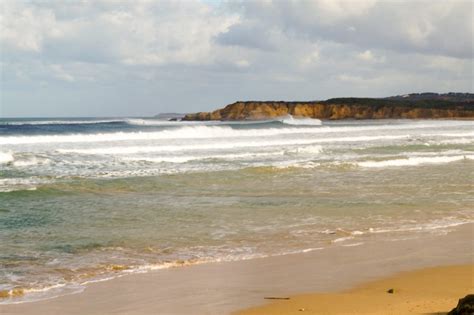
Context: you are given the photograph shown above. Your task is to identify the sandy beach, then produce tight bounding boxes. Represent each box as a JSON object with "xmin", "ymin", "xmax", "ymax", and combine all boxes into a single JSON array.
[
  {"xmin": 238, "ymin": 264, "xmax": 473, "ymax": 315},
  {"xmin": 1, "ymin": 223, "xmax": 472, "ymax": 315}
]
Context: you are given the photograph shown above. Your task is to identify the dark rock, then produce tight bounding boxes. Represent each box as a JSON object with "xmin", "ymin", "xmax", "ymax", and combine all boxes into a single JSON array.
[
  {"xmin": 387, "ymin": 288, "xmax": 394, "ymax": 294},
  {"xmin": 448, "ymin": 294, "xmax": 474, "ymax": 315}
]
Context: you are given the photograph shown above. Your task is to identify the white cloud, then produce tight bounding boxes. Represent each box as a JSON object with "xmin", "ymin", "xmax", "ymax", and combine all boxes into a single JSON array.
[
  {"xmin": 423, "ymin": 55, "xmax": 472, "ymax": 75},
  {"xmin": 1, "ymin": 2, "xmax": 61, "ymax": 52},
  {"xmin": 0, "ymin": 0, "xmax": 472, "ymax": 117},
  {"xmin": 300, "ymin": 46, "xmax": 320, "ymax": 67},
  {"xmin": 356, "ymin": 50, "xmax": 385, "ymax": 63},
  {"xmin": 50, "ymin": 64, "xmax": 75, "ymax": 82},
  {"xmin": 357, "ymin": 50, "xmax": 374, "ymax": 62},
  {"xmin": 1, "ymin": 1, "xmax": 240, "ymax": 66},
  {"xmin": 234, "ymin": 59, "xmax": 250, "ymax": 68},
  {"xmin": 304, "ymin": 0, "xmax": 377, "ymax": 25},
  {"xmin": 337, "ymin": 73, "xmax": 365, "ymax": 83},
  {"xmin": 227, "ymin": 0, "xmax": 472, "ymax": 59}
]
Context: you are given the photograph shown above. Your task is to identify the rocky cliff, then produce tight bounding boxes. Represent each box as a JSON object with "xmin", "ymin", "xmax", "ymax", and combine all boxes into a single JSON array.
[{"xmin": 183, "ymin": 97, "xmax": 474, "ymax": 121}]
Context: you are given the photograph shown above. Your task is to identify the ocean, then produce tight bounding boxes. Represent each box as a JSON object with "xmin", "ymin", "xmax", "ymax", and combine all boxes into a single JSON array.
[{"xmin": 0, "ymin": 117, "xmax": 472, "ymax": 303}]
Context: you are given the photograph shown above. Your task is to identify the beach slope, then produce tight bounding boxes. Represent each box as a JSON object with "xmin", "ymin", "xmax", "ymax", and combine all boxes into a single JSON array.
[
  {"xmin": 238, "ymin": 264, "xmax": 474, "ymax": 315},
  {"xmin": 1, "ymin": 224, "xmax": 472, "ymax": 315}
]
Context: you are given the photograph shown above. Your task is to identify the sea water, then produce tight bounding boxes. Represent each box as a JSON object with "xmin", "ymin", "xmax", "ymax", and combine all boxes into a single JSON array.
[{"xmin": 0, "ymin": 117, "xmax": 472, "ymax": 303}]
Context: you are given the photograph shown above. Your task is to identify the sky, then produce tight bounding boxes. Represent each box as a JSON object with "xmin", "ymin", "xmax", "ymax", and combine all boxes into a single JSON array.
[{"xmin": 0, "ymin": 0, "xmax": 472, "ymax": 117}]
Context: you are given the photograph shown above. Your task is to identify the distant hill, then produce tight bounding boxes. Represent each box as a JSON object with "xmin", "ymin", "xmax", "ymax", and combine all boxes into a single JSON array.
[
  {"xmin": 182, "ymin": 93, "xmax": 474, "ymax": 121},
  {"xmin": 154, "ymin": 113, "xmax": 186, "ymax": 120}
]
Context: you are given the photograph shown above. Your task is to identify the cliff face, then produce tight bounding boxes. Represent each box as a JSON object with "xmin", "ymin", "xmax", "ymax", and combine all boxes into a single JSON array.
[{"xmin": 183, "ymin": 100, "xmax": 474, "ymax": 121}]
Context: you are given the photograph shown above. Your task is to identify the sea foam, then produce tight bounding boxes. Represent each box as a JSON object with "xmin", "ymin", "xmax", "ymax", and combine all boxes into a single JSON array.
[
  {"xmin": 0, "ymin": 152, "xmax": 14, "ymax": 164},
  {"xmin": 280, "ymin": 115, "xmax": 322, "ymax": 126},
  {"xmin": 1, "ymin": 122, "xmax": 471, "ymax": 145},
  {"xmin": 56, "ymin": 135, "xmax": 408, "ymax": 155},
  {"xmin": 357, "ymin": 155, "xmax": 474, "ymax": 168}
]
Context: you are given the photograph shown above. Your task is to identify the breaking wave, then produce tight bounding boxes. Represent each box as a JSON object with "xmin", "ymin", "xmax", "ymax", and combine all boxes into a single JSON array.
[
  {"xmin": 0, "ymin": 151, "xmax": 14, "ymax": 164},
  {"xmin": 1, "ymin": 122, "xmax": 472, "ymax": 145},
  {"xmin": 55, "ymin": 136, "xmax": 407, "ymax": 155},
  {"xmin": 280, "ymin": 115, "xmax": 322, "ymax": 126}
]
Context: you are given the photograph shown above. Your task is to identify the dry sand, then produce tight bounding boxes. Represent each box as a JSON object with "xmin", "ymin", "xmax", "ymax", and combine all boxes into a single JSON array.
[
  {"xmin": 237, "ymin": 264, "xmax": 474, "ymax": 315},
  {"xmin": 1, "ymin": 223, "xmax": 473, "ymax": 315}
]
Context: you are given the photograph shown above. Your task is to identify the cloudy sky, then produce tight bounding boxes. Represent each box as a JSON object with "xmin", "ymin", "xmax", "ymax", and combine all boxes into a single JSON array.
[{"xmin": 1, "ymin": 0, "xmax": 472, "ymax": 117}]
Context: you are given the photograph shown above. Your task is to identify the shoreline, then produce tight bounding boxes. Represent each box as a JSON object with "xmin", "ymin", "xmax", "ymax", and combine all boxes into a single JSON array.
[{"xmin": 1, "ymin": 223, "xmax": 472, "ymax": 315}]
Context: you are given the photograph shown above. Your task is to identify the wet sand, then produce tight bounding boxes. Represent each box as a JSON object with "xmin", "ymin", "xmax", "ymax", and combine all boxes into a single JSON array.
[{"xmin": 1, "ymin": 223, "xmax": 472, "ymax": 315}]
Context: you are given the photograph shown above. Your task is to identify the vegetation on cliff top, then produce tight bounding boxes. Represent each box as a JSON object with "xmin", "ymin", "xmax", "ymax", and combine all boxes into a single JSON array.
[{"xmin": 321, "ymin": 97, "xmax": 473, "ymax": 110}]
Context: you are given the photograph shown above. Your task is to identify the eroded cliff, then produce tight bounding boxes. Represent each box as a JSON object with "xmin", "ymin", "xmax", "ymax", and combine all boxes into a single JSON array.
[{"xmin": 183, "ymin": 97, "xmax": 474, "ymax": 121}]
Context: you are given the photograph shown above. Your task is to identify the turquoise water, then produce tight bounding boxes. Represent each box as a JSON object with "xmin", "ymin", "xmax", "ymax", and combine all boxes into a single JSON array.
[{"xmin": 0, "ymin": 118, "xmax": 473, "ymax": 302}]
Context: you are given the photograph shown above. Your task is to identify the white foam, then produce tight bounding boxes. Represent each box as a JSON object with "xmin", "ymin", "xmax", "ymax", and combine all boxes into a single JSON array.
[
  {"xmin": 125, "ymin": 119, "xmax": 199, "ymax": 126},
  {"xmin": 358, "ymin": 155, "xmax": 474, "ymax": 168},
  {"xmin": 0, "ymin": 178, "xmax": 47, "ymax": 192},
  {"xmin": 123, "ymin": 156, "xmax": 200, "ymax": 164},
  {"xmin": 1, "ymin": 121, "xmax": 471, "ymax": 145},
  {"xmin": 342, "ymin": 242, "xmax": 364, "ymax": 247},
  {"xmin": 13, "ymin": 159, "xmax": 39, "ymax": 167},
  {"xmin": 56, "ymin": 139, "xmax": 312, "ymax": 155},
  {"xmin": 0, "ymin": 152, "xmax": 14, "ymax": 164},
  {"xmin": 0, "ymin": 187, "xmax": 37, "ymax": 193},
  {"xmin": 56, "ymin": 135, "xmax": 408, "ymax": 155},
  {"xmin": 123, "ymin": 151, "xmax": 287, "ymax": 164},
  {"xmin": 431, "ymin": 131, "xmax": 474, "ymax": 137},
  {"xmin": 332, "ymin": 236, "xmax": 354, "ymax": 243},
  {"xmin": 299, "ymin": 247, "xmax": 325, "ymax": 253},
  {"xmin": 368, "ymin": 220, "xmax": 472, "ymax": 234},
  {"xmin": 405, "ymin": 150, "xmax": 469, "ymax": 157},
  {"xmin": 0, "ymin": 283, "xmax": 84, "ymax": 305},
  {"xmin": 22, "ymin": 283, "xmax": 67, "ymax": 294},
  {"xmin": 436, "ymin": 138, "xmax": 473, "ymax": 145},
  {"xmin": 0, "ymin": 127, "xmax": 316, "ymax": 145},
  {"xmin": 0, "ymin": 127, "xmax": 290, "ymax": 145},
  {"xmin": 12, "ymin": 156, "xmax": 49, "ymax": 167},
  {"xmin": 287, "ymin": 145, "xmax": 323, "ymax": 155},
  {"xmin": 280, "ymin": 115, "xmax": 322, "ymax": 126}
]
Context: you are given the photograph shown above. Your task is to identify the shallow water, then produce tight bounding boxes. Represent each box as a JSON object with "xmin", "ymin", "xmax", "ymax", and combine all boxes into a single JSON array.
[{"xmin": 0, "ymin": 117, "xmax": 473, "ymax": 303}]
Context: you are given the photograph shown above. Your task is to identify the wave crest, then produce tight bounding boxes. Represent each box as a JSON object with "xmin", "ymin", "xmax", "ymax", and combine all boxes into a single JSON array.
[
  {"xmin": 280, "ymin": 115, "xmax": 322, "ymax": 126},
  {"xmin": 0, "ymin": 152, "xmax": 14, "ymax": 164},
  {"xmin": 358, "ymin": 155, "xmax": 474, "ymax": 168}
]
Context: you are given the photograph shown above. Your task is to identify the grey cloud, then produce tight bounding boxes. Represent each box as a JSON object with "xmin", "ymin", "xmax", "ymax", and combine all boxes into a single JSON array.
[
  {"xmin": 1, "ymin": 0, "xmax": 472, "ymax": 117},
  {"xmin": 215, "ymin": 21, "xmax": 283, "ymax": 50},
  {"xmin": 226, "ymin": 0, "xmax": 473, "ymax": 59}
]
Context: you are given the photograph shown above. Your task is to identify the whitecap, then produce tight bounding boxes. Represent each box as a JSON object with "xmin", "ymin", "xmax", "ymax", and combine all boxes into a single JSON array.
[
  {"xmin": 2, "ymin": 121, "xmax": 471, "ymax": 145},
  {"xmin": 280, "ymin": 115, "xmax": 322, "ymax": 126},
  {"xmin": 0, "ymin": 151, "xmax": 14, "ymax": 164}
]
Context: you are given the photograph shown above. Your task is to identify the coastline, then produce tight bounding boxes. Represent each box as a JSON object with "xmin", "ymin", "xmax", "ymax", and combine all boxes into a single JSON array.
[
  {"xmin": 1, "ymin": 223, "xmax": 472, "ymax": 315},
  {"xmin": 182, "ymin": 98, "xmax": 474, "ymax": 121}
]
